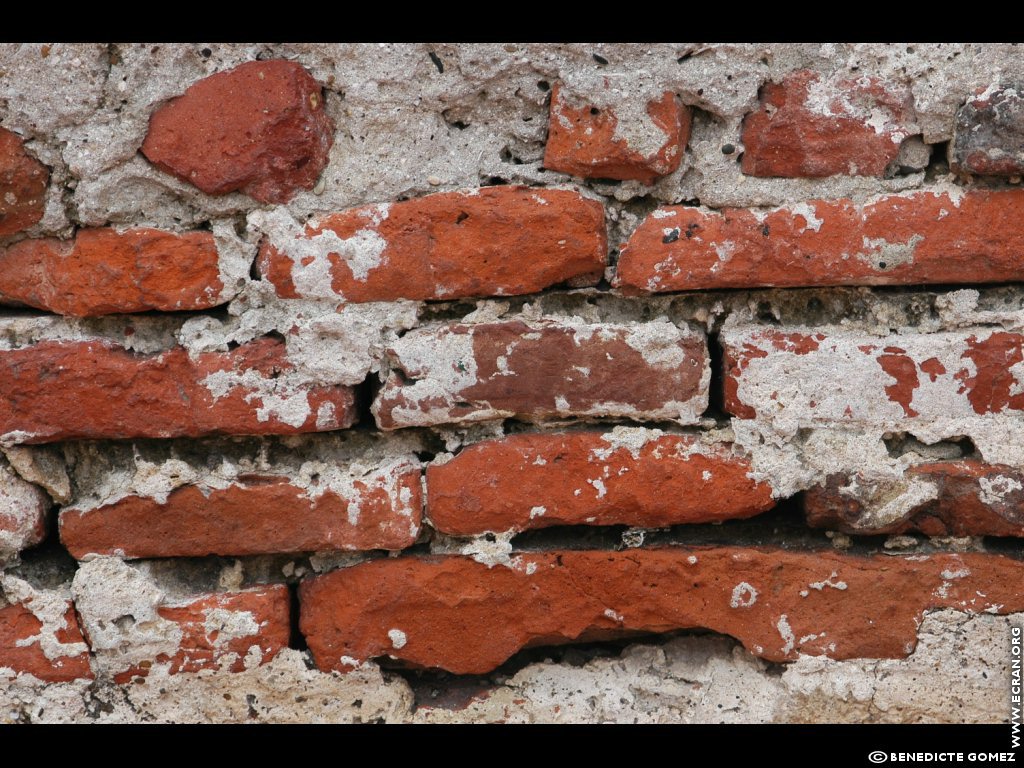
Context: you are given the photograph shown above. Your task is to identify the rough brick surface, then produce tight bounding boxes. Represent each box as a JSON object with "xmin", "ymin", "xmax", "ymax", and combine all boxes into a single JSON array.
[
  {"xmin": 0, "ymin": 228, "xmax": 228, "ymax": 316},
  {"xmin": 0, "ymin": 601, "xmax": 92, "ymax": 682},
  {"xmin": 543, "ymin": 84, "xmax": 690, "ymax": 183},
  {"xmin": 8, "ymin": 42, "xmax": 1024, "ymax": 726},
  {"xmin": 300, "ymin": 548, "xmax": 1024, "ymax": 674},
  {"xmin": 427, "ymin": 431, "xmax": 773, "ymax": 534},
  {"xmin": 373, "ymin": 320, "xmax": 709, "ymax": 430},
  {"xmin": 0, "ymin": 127, "xmax": 48, "ymax": 236},
  {"xmin": 60, "ymin": 463, "xmax": 422, "ymax": 558},
  {"xmin": 741, "ymin": 69, "xmax": 917, "ymax": 178},
  {"xmin": 0, "ymin": 461, "xmax": 47, "ymax": 561},
  {"xmin": 616, "ymin": 190, "xmax": 1024, "ymax": 292},
  {"xmin": 806, "ymin": 461, "xmax": 1024, "ymax": 537},
  {"xmin": 114, "ymin": 587, "xmax": 290, "ymax": 683},
  {"xmin": 258, "ymin": 187, "xmax": 606, "ymax": 302},
  {"xmin": 723, "ymin": 327, "xmax": 1024, "ymax": 426},
  {"xmin": 950, "ymin": 84, "xmax": 1024, "ymax": 176},
  {"xmin": 0, "ymin": 336, "xmax": 356, "ymax": 444},
  {"xmin": 141, "ymin": 60, "xmax": 334, "ymax": 204}
]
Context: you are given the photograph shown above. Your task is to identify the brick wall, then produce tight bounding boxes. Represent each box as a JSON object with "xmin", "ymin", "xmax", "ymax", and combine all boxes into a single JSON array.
[{"xmin": 1, "ymin": 42, "xmax": 1023, "ymax": 723}]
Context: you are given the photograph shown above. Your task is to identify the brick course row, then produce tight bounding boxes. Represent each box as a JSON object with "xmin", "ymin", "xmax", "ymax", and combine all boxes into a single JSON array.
[
  {"xmin": 7, "ymin": 547, "xmax": 1024, "ymax": 680},
  {"xmin": 299, "ymin": 548, "xmax": 1024, "ymax": 674},
  {"xmin": 6, "ymin": 321, "xmax": 1024, "ymax": 440},
  {"xmin": 5, "ymin": 186, "xmax": 1024, "ymax": 318},
  {"xmin": 45, "ymin": 426, "xmax": 1024, "ymax": 560}
]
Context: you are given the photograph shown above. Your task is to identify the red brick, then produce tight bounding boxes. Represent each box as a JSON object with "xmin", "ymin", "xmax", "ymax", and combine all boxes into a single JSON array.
[
  {"xmin": 0, "ymin": 601, "xmax": 92, "ymax": 682},
  {"xmin": 114, "ymin": 586, "xmax": 290, "ymax": 683},
  {"xmin": 0, "ymin": 127, "xmax": 48, "ymax": 236},
  {"xmin": 427, "ymin": 431, "xmax": 773, "ymax": 535},
  {"xmin": 722, "ymin": 327, "xmax": 1024, "ymax": 425},
  {"xmin": 0, "ymin": 336, "xmax": 356, "ymax": 444},
  {"xmin": 373, "ymin": 320, "xmax": 708, "ymax": 430},
  {"xmin": 951, "ymin": 84, "xmax": 1024, "ymax": 176},
  {"xmin": 61, "ymin": 463, "xmax": 422, "ymax": 558},
  {"xmin": 299, "ymin": 547, "xmax": 1024, "ymax": 674},
  {"xmin": 616, "ymin": 190, "xmax": 1024, "ymax": 292},
  {"xmin": 741, "ymin": 69, "xmax": 916, "ymax": 178},
  {"xmin": 543, "ymin": 84, "xmax": 690, "ymax": 184},
  {"xmin": 141, "ymin": 60, "xmax": 334, "ymax": 204},
  {"xmin": 258, "ymin": 187, "xmax": 606, "ymax": 302},
  {"xmin": 806, "ymin": 461, "xmax": 1024, "ymax": 537},
  {"xmin": 0, "ymin": 228, "xmax": 228, "ymax": 316},
  {"xmin": 0, "ymin": 461, "xmax": 47, "ymax": 558}
]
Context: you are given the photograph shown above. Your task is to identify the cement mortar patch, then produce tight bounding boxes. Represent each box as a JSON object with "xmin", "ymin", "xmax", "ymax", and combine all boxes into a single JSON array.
[
  {"xmin": 0, "ymin": 459, "xmax": 48, "ymax": 563},
  {"xmin": 0, "ymin": 574, "xmax": 88, "ymax": 663},
  {"xmin": 71, "ymin": 558, "xmax": 185, "ymax": 679},
  {"xmin": 61, "ymin": 431, "xmax": 430, "ymax": 513}
]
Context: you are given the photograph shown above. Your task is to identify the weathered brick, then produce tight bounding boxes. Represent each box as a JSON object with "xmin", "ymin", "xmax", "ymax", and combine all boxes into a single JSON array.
[
  {"xmin": 616, "ymin": 190, "xmax": 1024, "ymax": 292},
  {"xmin": 723, "ymin": 327, "xmax": 1024, "ymax": 426},
  {"xmin": 0, "ymin": 127, "xmax": 48, "ymax": 236},
  {"xmin": 0, "ymin": 600, "xmax": 92, "ymax": 682},
  {"xmin": 0, "ymin": 460, "xmax": 47, "ymax": 561},
  {"xmin": 0, "ymin": 228, "xmax": 232, "ymax": 316},
  {"xmin": 741, "ymin": 69, "xmax": 917, "ymax": 178},
  {"xmin": 299, "ymin": 547, "xmax": 1024, "ymax": 674},
  {"xmin": 0, "ymin": 336, "xmax": 356, "ymax": 444},
  {"xmin": 427, "ymin": 431, "xmax": 773, "ymax": 535},
  {"xmin": 141, "ymin": 60, "xmax": 334, "ymax": 204},
  {"xmin": 950, "ymin": 84, "xmax": 1024, "ymax": 176},
  {"xmin": 60, "ymin": 462, "xmax": 422, "ymax": 558},
  {"xmin": 806, "ymin": 461, "xmax": 1024, "ymax": 537},
  {"xmin": 114, "ymin": 587, "xmax": 290, "ymax": 683},
  {"xmin": 258, "ymin": 187, "xmax": 606, "ymax": 302},
  {"xmin": 543, "ymin": 84, "xmax": 690, "ymax": 183},
  {"xmin": 373, "ymin": 320, "xmax": 708, "ymax": 430}
]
